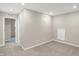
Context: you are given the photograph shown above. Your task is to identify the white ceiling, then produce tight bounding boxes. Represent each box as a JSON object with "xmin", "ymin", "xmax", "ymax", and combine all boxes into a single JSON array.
[{"xmin": 0, "ymin": 3, "xmax": 79, "ymax": 16}]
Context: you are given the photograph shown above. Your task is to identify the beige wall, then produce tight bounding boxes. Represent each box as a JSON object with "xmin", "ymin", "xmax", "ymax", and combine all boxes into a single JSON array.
[
  {"xmin": 0, "ymin": 9, "xmax": 79, "ymax": 48},
  {"xmin": 52, "ymin": 12, "xmax": 79, "ymax": 46},
  {"xmin": 0, "ymin": 13, "xmax": 5, "ymax": 45},
  {"xmin": 1, "ymin": 8, "xmax": 79, "ymax": 48},
  {"xmin": 18, "ymin": 9, "xmax": 53, "ymax": 48}
]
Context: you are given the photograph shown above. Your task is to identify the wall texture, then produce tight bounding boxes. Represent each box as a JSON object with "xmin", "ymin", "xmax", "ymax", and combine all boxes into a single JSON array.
[
  {"xmin": 18, "ymin": 9, "xmax": 53, "ymax": 48},
  {"xmin": 0, "ymin": 13, "xmax": 5, "ymax": 46},
  {"xmin": 52, "ymin": 12, "xmax": 79, "ymax": 46}
]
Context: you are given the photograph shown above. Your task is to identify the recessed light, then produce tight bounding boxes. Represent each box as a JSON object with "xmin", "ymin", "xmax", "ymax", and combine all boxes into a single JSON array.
[
  {"xmin": 9, "ymin": 9, "xmax": 13, "ymax": 11},
  {"xmin": 21, "ymin": 3, "xmax": 25, "ymax": 6},
  {"xmin": 73, "ymin": 5, "xmax": 77, "ymax": 8},
  {"xmin": 49, "ymin": 12, "xmax": 54, "ymax": 15}
]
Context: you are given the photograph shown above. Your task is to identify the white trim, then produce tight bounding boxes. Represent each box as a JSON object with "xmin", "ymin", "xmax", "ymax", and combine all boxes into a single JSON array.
[
  {"xmin": 15, "ymin": 15, "xmax": 20, "ymax": 46},
  {"xmin": 15, "ymin": 19, "xmax": 17, "ymax": 43},
  {"xmin": 21, "ymin": 38, "xmax": 79, "ymax": 51},
  {"xmin": 0, "ymin": 44, "xmax": 5, "ymax": 47},
  {"xmin": 17, "ymin": 16, "xmax": 20, "ymax": 45},
  {"xmin": 53, "ymin": 39, "xmax": 79, "ymax": 47},
  {"xmin": 5, "ymin": 40, "xmax": 9, "ymax": 41},
  {"xmin": 3, "ymin": 17, "xmax": 17, "ymax": 44},
  {"xmin": 21, "ymin": 39, "xmax": 53, "ymax": 51},
  {"xmin": 3, "ymin": 17, "xmax": 5, "ymax": 46},
  {"xmin": 0, "ymin": 13, "xmax": 19, "ymax": 47}
]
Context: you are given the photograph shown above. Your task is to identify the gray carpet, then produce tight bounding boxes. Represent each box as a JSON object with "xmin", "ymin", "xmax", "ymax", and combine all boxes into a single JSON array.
[{"xmin": 0, "ymin": 41, "xmax": 79, "ymax": 56}]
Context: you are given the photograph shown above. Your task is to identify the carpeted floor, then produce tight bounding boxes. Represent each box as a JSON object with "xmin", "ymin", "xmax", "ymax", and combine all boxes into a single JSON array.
[{"xmin": 0, "ymin": 41, "xmax": 79, "ymax": 56}]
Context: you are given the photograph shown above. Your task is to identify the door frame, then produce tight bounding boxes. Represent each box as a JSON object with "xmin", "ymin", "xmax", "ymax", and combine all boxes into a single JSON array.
[{"xmin": 3, "ymin": 17, "xmax": 17, "ymax": 45}]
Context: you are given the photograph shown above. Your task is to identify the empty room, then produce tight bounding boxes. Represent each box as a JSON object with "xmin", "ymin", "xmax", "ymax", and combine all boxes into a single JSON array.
[{"xmin": 0, "ymin": 3, "xmax": 79, "ymax": 56}]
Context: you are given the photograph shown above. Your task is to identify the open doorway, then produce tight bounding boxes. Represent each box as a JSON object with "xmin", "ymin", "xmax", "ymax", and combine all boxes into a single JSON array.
[{"xmin": 4, "ymin": 18, "xmax": 16, "ymax": 44}]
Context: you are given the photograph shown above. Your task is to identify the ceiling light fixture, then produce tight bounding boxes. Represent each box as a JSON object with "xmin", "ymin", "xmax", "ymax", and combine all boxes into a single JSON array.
[
  {"xmin": 73, "ymin": 5, "xmax": 77, "ymax": 8},
  {"xmin": 22, "ymin": 3, "xmax": 25, "ymax": 6},
  {"xmin": 49, "ymin": 12, "xmax": 54, "ymax": 15},
  {"xmin": 9, "ymin": 9, "xmax": 13, "ymax": 11}
]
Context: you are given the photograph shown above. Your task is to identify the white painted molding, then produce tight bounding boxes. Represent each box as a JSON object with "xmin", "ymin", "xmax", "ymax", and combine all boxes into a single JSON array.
[
  {"xmin": 3, "ymin": 16, "xmax": 5, "ymax": 47},
  {"xmin": 20, "ymin": 39, "xmax": 79, "ymax": 51},
  {"xmin": 53, "ymin": 39, "xmax": 79, "ymax": 47},
  {"xmin": 20, "ymin": 38, "xmax": 79, "ymax": 51},
  {"xmin": 21, "ymin": 39, "xmax": 53, "ymax": 51},
  {"xmin": 0, "ymin": 43, "xmax": 5, "ymax": 47}
]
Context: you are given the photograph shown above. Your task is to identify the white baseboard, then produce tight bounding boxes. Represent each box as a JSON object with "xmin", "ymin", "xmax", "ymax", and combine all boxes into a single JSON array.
[
  {"xmin": 21, "ymin": 39, "xmax": 53, "ymax": 51},
  {"xmin": 20, "ymin": 38, "xmax": 79, "ymax": 51},
  {"xmin": 53, "ymin": 39, "xmax": 79, "ymax": 47},
  {"xmin": 0, "ymin": 43, "xmax": 5, "ymax": 47},
  {"xmin": 5, "ymin": 40, "xmax": 9, "ymax": 41}
]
